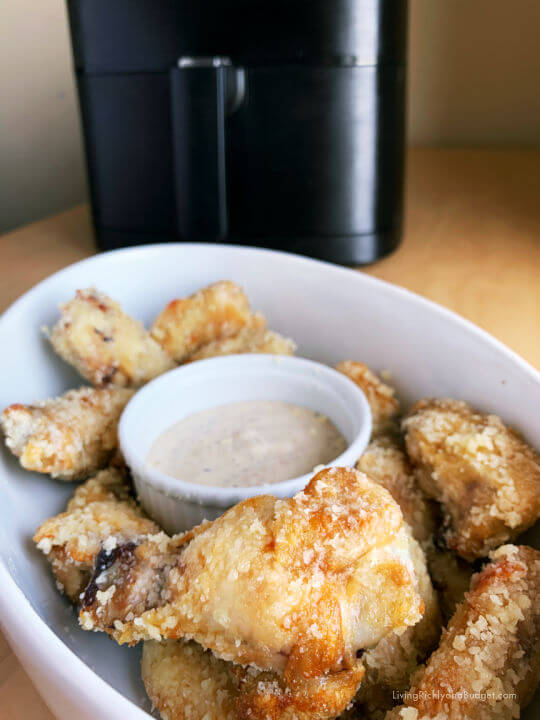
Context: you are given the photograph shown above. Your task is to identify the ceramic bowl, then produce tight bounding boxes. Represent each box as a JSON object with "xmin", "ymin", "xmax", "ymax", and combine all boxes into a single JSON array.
[{"xmin": 0, "ymin": 243, "xmax": 538, "ymax": 719}]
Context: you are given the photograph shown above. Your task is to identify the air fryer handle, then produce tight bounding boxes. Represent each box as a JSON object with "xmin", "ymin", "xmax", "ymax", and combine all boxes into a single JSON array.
[{"xmin": 170, "ymin": 57, "xmax": 230, "ymax": 241}]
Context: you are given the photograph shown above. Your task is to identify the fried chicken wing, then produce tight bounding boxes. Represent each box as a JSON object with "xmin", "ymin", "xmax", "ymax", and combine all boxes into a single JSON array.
[
  {"xmin": 1, "ymin": 386, "xmax": 133, "ymax": 480},
  {"xmin": 77, "ymin": 468, "xmax": 424, "ymax": 684},
  {"xmin": 187, "ymin": 313, "xmax": 296, "ymax": 361},
  {"xmin": 385, "ymin": 544, "xmax": 540, "ymax": 720},
  {"xmin": 47, "ymin": 288, "xmax": 175, "ymax": 386},
  {"xmin": 142, "ymin": 640, "xmax": 364, "ymax": 720},
  {"xmin": 150, "ymin": 281, "xmax": 253, "ymax": 362},
  {"xmin": 355, "ymin": 535, "xmax": 441, "ymax": 719},
  {"xmin": 336, "ymin": 362, "xmax": 400, "ymax": 436},
  {"xmin": 34, "ymin": 466, "xmax": 158, "ymax": 600},
  {"xmin": 403, "ymin": 399, "xmax": 540, "ymax": 560}
]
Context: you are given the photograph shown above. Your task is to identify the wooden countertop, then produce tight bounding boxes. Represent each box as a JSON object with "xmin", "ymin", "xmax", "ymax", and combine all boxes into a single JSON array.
[{"xmin": 1, "ymin": 148, "xmax": 540, "ymax": 719}]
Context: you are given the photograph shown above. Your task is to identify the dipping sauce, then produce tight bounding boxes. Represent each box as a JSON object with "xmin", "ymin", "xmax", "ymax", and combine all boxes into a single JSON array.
[{"xmin": 146, "ymin": 400, "xmax": 347, "ymax": 487}]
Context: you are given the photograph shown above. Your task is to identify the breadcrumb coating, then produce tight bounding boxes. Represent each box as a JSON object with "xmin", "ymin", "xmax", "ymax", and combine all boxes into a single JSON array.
[
  {"xmin": 1, "ymin": 386, "xmax": 133, "ymax": 480},
  {"xmin": 34, "ymin": 467, "xmax": 158, "ymax": 601},
  {"xmin": 150, "ymin": 281, "xmax": 253, "ymax": 362},
  {"xmin": 385, "ymin": 544, "xmax": 540, "ymax": 720},
  {"xmin": 187, "ymin": 313, "xmax": 296, "ymax": 361},
  {"xmin": 142, "ymin": 641, "xmax": 240, "ymax": 720},
  {"xmin": 403, "ymin": 399, "xmax": 540, "ymax": 560},
  {"xmin": 79, "ymin": 468, "xmax": 424, "ymax": 686},
  {"xmin": 47, "ymin": 288, "xmax": 175, "ymax": 387},
  {"xmin": 336, "ymin": 362, "xmax": 400, "ymax": 436},
  {"xmin": 357, "ymin": 435, "xmax": 437, "ymax": 545},
  {"xmin": 142, "ymin": 640, "xmax": 364, "ymax": 720},
  {"xmin": 354, "ymin": 535, "xmax": 442, "ymax": 719}
]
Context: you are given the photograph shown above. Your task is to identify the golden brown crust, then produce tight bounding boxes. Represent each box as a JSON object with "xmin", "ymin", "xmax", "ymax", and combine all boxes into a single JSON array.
[
  {"xmin": 47, "ymin": 288, "xmax": 175, "ymax": 387},
  {"xmin": 403, "ymin": 399, "xmax": 540, "ymax": 560},
  {"xmin": 235, "ymin": 662, "xmax": 365, "ymax": 720},
  {"xmin": 150, "ymin": 281, "xmax": 253, "ymax": 362},
  {"xmin": 79, "ymin": 468, "xmax": 424, "ymax": 685},
  {"xmin": 385, "ymin": 545, "xmax": 540, "ymax": 720},
  {"xmin": 187, "ymin": 313, "xmax": 296, "ymax": 361},
  {"xmin": 1, "ymin": 386, "xmax": 134, "ymax": 480},
  {"xmin": 34, "ymin": 467, "xmax": 158, "ymax": 601},
  {"xmin": 336, "ymin": 362, "xmax": 400, "ymax": 436},
  {"xmin": 142, "ymin": 640, "xmax": 240, "ymax": 720},
  {"xmin": 142, "ymin": 640, "xmax": 364, "ymax": 720}
]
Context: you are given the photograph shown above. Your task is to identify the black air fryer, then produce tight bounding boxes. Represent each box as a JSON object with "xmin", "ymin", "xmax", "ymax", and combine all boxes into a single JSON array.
[{"xmin": 67, "ymin": 0, "xmax": 408, "ymax": 264}]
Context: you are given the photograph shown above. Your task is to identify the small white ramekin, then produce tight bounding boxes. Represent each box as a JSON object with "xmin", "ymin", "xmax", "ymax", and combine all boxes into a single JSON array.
[{"xmin": 119, "ymin": 354, "xmax": 372, "ymax": 533}]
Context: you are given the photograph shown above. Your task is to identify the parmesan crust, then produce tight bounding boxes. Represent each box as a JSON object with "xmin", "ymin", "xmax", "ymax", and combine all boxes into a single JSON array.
[
  {"xmin": 1, "ymin": 386, "xmax": 133, "ymax": 480},
  {"xmin": 403, "ymin": 399, "xmax": 540, "ymax": 560},
  {"xmin": 142, "ymin": 640, "xmax": 364, "ymax": 720},
  {"xmin": 47, "ymin": 288, "xmax": 175, "ymax": 387},
  {"xmin": 336, "ymin": 362, "xmax": 400, "ymax": 436},
  {"xmin": 34, "ymin": 466, "xmax": 158, "ymax": 600},
  {"xmin": 150, "ymin": 281, "xmax": 253, "ymax": 362},
  {"xmin": 385, "ymin": 545, "xmax": 540, "ymax": 720},
  {"xmin": 187, "ymin": 313, "xmax": 296, "ymax": 361}
]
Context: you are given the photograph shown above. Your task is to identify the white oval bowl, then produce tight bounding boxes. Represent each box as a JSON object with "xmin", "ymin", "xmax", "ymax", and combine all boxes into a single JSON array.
[
  {"xmin": 0, "ymin": 243, "xmax": 538, "ymax": 720},
  {"xmin": 119, "ymin": 354, "xmax": 372, "ymax": 532}
]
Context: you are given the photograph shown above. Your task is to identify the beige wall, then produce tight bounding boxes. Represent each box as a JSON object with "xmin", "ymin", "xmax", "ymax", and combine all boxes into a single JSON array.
[{"xmin": 2, "ymin": 0, "xmax": 540, "ymax": 233}]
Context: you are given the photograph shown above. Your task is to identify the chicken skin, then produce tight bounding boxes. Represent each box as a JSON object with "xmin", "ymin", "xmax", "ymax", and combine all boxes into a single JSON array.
[
  {"xmin": 1, "ymin": 386, "xmax": 133, "ymax": 480},
  {"xmin": 47, "ymin": 288, "xmax": 175, "ymax": 387},
  {"xmin": 403, "ymin": 399, "xmax": 540, "ymax": 560},
  {"xmin": 385, "ymin": 545, "xmax": 540, "ymax": 720}
]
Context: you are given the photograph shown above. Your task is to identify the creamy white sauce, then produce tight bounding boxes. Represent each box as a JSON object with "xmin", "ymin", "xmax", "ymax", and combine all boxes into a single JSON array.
[{"xmin": 146, "ymin": 400, "xmax": 347, "ymax": 487}]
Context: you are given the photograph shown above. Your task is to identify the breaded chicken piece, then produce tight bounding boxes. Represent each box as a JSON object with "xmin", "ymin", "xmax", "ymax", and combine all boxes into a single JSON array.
[
  {"xmin": 385, "ymin": 545, "xmax": 540, "ymax": 720},
  {"xmin": 142, "ymin": 640, "xmax": 364, "ymax": 720},
  {"xmin": 47, "ymin": 288, "xmax": 175, "ymax": 387},
  {"xmin": 355, "ymin": 535, "xmax": 441, "ymax": 719},
  {"xmin": 403, "ymin": 399, "xmax": 540, "ymax": 560},
  {"xmin": 1, "ymin": 386, "xmax": 133, "ymax": 480},
  {"xmin": 150, "ymin": 281, "xmax": 253, "ymax": 362},
  {"xmin": 142, "ymin": 640, "xmax": 240, "ymax": 720},
  {"xmin": 79, "ymin": 468, "xmax": 424, "ymax": 687},
  {"xmin": 34, "ymin": 466, "xmax": 158, "ymax": 600},
  {"xmin": 336, "ymin": 362, "xmax": 400, "ymax": 436},
  {"xmin": 357, "ymin": 435, "xmax": 437, "ymax": 545},
  {"xmin": 187, "ymin": 313, "xmax": 296, "ymax": 361}
]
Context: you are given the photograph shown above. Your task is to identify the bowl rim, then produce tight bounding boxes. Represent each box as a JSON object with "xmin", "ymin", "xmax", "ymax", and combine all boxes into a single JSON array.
[
  {"xmin": 1, "ymin": 241, "xmax": 539, "ymax": 720},
  {"xmin": 118, "ymin": 353, "xmax": 373, "ymax": 506}
]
